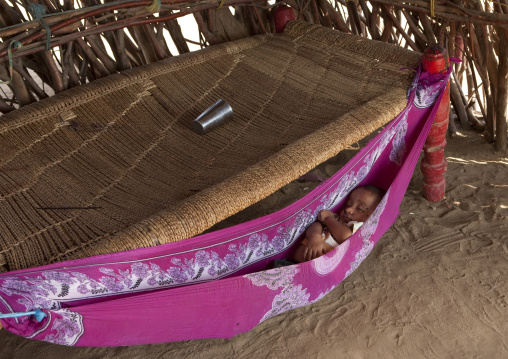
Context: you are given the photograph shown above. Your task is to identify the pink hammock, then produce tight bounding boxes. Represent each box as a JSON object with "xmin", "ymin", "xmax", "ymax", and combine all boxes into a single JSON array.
[{"xmin": 0, "ymin": 65, "xmax": 451, "ymax": 346}]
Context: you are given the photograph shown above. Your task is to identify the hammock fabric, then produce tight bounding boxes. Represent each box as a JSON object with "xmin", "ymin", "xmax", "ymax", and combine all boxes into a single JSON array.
[
  {"xmin": 0, "ymin": 63, "xmax": 451, "ymax": 346},
  {"xmin": 0, "ymin": 21, "xmax": 419, "ymax": 273}
]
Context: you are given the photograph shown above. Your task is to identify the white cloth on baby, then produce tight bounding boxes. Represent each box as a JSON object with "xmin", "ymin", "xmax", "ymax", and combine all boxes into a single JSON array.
[{"xmin": 323, "ymin": 221, "xmax": 364, "ymax": 248}]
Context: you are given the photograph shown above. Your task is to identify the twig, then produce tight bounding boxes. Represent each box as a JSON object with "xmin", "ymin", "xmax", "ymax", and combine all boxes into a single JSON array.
[
  {"xmin": 12, "ymin": 59, "xmax": 49, "ymax": 99},
  {"xmin": 165, "ymin": 16, "xmax": 190, "ymax": 54},
  {"xmin": 381, "ymin": 4, "xmax": 420, "ymax": 51},
  {"xmin": 75, "ymin": 37, "xmax": 111, "ymax": 77},
  {"xmin": 347, "ymin": 0, "xmax": 364, "ymax": 36},
  {"xmin": 450, "ymin": 71, "xmax": 473, "ymax": 129},
  {"xmin": 252, "ymin": 6, "xmax": 268, "ymax": 33},
  {"xmin": 315, "ymin": 0, "xmax": 331, "ymax": 28},
  {"xmin": 380, "ymin": 5, "xmax": 393, "ymax": 42},
  {"xmin": 368, "ymin": 2, "xmax": 382, "ymax": 40},
  {"xmin": 324, "ymin": 0, "xmax": 350, "ymax": 33},
  {"xmin": 85, "ymin": 35, "xmax": 118, "ymax": 73},
  {"xmin": 467, "ymin": 55, "xmax": 487, "ymax": 119}
]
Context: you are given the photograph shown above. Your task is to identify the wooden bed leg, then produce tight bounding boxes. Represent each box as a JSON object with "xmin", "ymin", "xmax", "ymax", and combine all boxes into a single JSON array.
[{"xmin": 421, "ymin": 45, "xmax": 450, "ymax": 202}]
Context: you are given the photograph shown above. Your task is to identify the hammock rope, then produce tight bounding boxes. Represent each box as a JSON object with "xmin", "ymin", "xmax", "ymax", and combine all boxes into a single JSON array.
[{"xmin": 0, "ymin": 309, "xmax": 47, "ymax": 322}]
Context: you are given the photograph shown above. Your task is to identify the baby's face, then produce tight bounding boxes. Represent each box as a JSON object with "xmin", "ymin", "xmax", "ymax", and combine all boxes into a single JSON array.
[{"xmin": 338, "ymin": 188, "xmax": 380, "ymax": 224}]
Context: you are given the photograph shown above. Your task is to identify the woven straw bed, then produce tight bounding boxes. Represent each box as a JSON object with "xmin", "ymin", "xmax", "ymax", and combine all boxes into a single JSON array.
[{"xmin": 0, "ymin": 21, "xmax": 420, "ymax": 272}]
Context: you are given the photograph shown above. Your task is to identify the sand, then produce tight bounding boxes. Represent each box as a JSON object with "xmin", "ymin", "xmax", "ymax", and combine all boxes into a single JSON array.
[{"xmin": 1, "ymin": 127, "xmax": 507, "ymax": 358}]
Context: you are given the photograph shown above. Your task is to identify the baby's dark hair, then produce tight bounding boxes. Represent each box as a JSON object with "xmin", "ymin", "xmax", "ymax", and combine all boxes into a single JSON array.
[{"xmin": 360, "ymin": 185, "xmax": 386, "ymax": 203}]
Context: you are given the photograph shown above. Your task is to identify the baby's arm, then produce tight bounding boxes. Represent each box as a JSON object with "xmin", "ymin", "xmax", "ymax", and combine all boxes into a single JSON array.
[
  {"xmin": 291, "ymin": 221, "xmax": 327, "ymax": 263},
  {"xmin": 302, "ymin": 221, "xmax": 327, "ymax": 261},
  {"xmin": 319, "ymin": 211, "xmax": 353, "ymax": 244}
]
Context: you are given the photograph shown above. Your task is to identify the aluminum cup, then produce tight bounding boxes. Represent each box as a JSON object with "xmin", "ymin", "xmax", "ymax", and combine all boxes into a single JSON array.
[{"xmin": 192, "ymin": 99, "xmax": 234, "ymax": 135}]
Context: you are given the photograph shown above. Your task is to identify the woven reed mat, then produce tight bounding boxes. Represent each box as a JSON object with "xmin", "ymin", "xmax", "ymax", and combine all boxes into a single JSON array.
[{"xmin": 0, "ymin": 21, "xmax": 420, "ymax": 272}]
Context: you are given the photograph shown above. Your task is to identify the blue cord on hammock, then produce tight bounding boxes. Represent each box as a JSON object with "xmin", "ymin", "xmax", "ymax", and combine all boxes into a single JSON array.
[{"xmin": 0, "ymin": 309, "xmax": 47, "ymax": 322}]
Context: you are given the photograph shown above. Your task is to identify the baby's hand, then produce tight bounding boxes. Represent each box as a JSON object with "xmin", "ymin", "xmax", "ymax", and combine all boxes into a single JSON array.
[
  {"xmin": 303, "ymin": 240, "xmax": 326, "ymax": 261},
  {"xmin": 317, "ymin": 210, "xmax": 334, "ymax": 223}
]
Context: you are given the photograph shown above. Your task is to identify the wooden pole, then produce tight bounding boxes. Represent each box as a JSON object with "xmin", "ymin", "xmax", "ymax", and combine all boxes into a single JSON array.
[
  {"xmin": 495, "ymin": 28, "xmax": 508, "ymax": 151},
  {"xmin": 421, "ymin": 45, "xmax": 450, "ymax": 202}
]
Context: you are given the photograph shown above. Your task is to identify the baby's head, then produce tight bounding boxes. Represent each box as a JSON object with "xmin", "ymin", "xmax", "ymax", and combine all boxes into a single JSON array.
[{"xmin": 338, "ymin": 186, "xmax": 385, "ymax": 224}]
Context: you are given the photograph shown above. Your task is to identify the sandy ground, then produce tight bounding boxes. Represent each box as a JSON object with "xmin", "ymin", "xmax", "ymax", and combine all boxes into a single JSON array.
[{"xmin": 1, "ymin": 127, "xmax": 507, "ymax": 358}]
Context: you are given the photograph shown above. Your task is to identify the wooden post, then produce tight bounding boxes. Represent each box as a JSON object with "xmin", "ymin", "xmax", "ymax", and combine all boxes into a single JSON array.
[{"xmin": 420, "ymin": 45, "xmax": 450, "ymax": 202}]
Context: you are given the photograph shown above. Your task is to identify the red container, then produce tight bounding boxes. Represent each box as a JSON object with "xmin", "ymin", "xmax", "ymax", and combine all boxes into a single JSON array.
[{"xmin": 273, "ymin": 5, "xmax": 295, "ymax": 33}]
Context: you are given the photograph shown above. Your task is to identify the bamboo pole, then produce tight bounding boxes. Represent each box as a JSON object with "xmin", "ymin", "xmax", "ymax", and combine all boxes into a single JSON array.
[
  {"xmin": 346, "ymin": 0, "xmax": 364, "ymax": 36},
  {"xmin": 438, "ymin": 20, "xmax": 447, "ymax": 45},
  {"xmin": 165, "ymin": 17, "xmax": 190, "ymax": 54},
  {"xmin": 450, "ymin": 72, "xmax": 472, "ymax": 129},
  {"xmin": 252, "ymin": 7, "xmax": 268, "ymax": 33},
  {"xmin": 12, "ymin": 60, "xmax": 50, "ymax": 99},
  {"xmin": 311, "ymin": 0, "xmax": 321, "ymax": 24},
  {"xmin": 63, "ymin": 41, "xmax": 81, "ymax": 88},
  {"xmin": 325, "ymin": 0, "xmax": 350, "ymax": 33},
  {"xmin": 380, "ymin": 6, "xmax": 393, "ymax": 42},
  {"xmin": 495, "ymin": 26, "xmax": 507, "ymax": 151},
  {"xmin": 0, "ymin": 98, "xmax": 14, "ymax": 113},
  {"xmin": 420, "ymin": 13, "xmax": 437, "ymax": 44},
  {"xmin": 358, "ymin": 0, "xmax": 378, "ymax": 39},
  {"xmin": 317, "ymin": 0, "xmax": 334, "ymax": 28},
  {"xmin": 449, "ymin": 20, "xmax": 456, "ymax": 58},
  {"xmin": 123, "ymin": 28, "xmax": 144, "ymax": 66},
  {"xmin": 156, "ymin": 22, "xmax": 174, "ymax": 56},
  {"xmin": 131, "ymin": 25, "xmax": 159, "ymax": 63},
  {"xmin": 9, "ymin": 68, "xmax": 33, "ymax": 106},
  {"xmin": 245, "ymin": 7, "xmax": 260, "ymax": 35},
  {"xmin": 193, "ymin": 10, "xmax": 221, "ymax": 45},
  {"xmin": 85, "ymin": 35, "xmax": 118, "ymax": 73},
  {"xmin": 75, "ymin": 37, "xmax": 111, "ymax": 76},
  {"xmin": 142, "ymin": 23, "xmax": 168, "ymax": 60},
  {"xmin": 453, "ymin": 69, "xmax": 485, "ymax": 130},
  {"xmin": 381, "ymin": 4, "xmax": 420, "ymax": 51},
  {"xmin": 402, "ymin": 9, "xmax": 427, "ymax": 45},
  {"xmin": 40, "ymin": 50, "xmax": 66, "ymax": 93},
  {"xmin": 467, "ymin": 56, "xmax": 487, "ymax": 119},
  {"xmin": 115, "ymin": 29, "xmax": 134, "ymax": 70}
]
